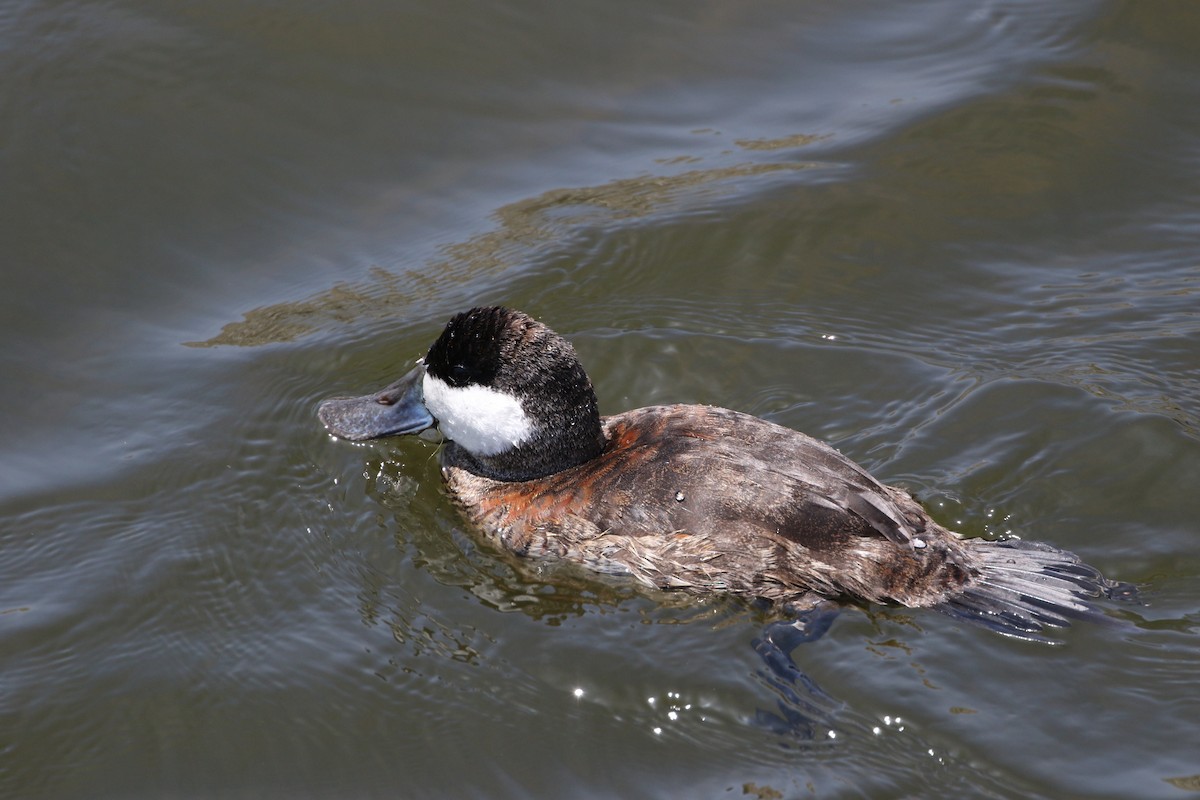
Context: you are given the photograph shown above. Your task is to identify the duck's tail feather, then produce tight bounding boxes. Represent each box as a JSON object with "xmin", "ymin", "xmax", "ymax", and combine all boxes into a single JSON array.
[{"xmin": 935, "ymin": 538, "xmax": 1138, "ymax": 643}]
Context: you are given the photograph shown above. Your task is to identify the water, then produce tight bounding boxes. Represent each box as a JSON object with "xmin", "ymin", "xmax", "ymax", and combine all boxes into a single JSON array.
[{"xmin": 3, "ymin": 1, "xmax": 1199, "ymax": 797}]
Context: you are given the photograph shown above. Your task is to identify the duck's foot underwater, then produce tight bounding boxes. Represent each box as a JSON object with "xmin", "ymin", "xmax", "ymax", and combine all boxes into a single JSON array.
[
  {"xmin": 750, "ymin": 600, "xmax": 845, "ymax": 739},
  {"xmin": 744, "ymin": 543, "xmax": 1143, "ymax": 739}
]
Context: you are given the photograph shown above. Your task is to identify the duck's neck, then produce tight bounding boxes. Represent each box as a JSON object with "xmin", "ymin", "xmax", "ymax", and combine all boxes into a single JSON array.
[{"xmin": 444, "ymin": 394, "xmax": 605, "ymax": 482}]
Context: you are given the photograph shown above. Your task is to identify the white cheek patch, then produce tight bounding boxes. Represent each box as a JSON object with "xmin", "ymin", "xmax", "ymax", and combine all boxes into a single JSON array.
[{"xmin": 422, "ymin": 374, "xmax": 535, "ymax": 457}]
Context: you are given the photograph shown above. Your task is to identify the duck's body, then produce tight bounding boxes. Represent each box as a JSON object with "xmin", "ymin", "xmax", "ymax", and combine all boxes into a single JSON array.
[
  {"xmin": 319, "ymin": 306, "xmax": 1131, "ymax": 639},
  {"xmin": 446, "ymin": 404, "xmax": 968, "ymax": 607}
]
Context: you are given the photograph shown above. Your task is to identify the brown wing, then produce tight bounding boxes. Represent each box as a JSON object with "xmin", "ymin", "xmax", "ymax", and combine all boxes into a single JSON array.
[{"xmin": 588, "ymin": 406, "xmax": 929, "ymax": 550}]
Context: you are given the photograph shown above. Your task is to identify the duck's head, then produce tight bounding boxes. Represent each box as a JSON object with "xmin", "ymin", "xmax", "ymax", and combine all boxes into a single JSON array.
[{"xmin": 318, "ymin": 307, "xmax": 605, "ymax": 481}]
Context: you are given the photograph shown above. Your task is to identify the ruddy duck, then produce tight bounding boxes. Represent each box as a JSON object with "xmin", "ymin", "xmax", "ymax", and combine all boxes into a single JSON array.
[{"xmin": 319, "ymin": 306, "xmax": 1132, "ymax": 640}]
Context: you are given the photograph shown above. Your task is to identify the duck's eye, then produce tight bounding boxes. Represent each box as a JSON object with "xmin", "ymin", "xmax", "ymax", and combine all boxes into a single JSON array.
[{"xmin": 447, "ymin": 364, "xmax": 471, "ymax": 386}]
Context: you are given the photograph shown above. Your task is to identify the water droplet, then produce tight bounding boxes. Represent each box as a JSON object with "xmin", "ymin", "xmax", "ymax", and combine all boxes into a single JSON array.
[
  {"xmin": 913, "ymin": 538, "xmax": 927, "ymax": 549},
  {"xmin": 675, "ymin": 491, "xmax": 685, "ymax": 502}
]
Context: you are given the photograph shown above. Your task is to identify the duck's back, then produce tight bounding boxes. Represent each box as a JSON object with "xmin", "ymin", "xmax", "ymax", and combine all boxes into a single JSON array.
[{"xmin": 443, "ymin": 404, "xmax": 974, "ymax": 607}]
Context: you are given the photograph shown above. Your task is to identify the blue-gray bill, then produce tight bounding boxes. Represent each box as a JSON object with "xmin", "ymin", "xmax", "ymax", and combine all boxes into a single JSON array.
[{"xmin": 317, "ymin": 365, "xmax": 434, "ymax": 441}]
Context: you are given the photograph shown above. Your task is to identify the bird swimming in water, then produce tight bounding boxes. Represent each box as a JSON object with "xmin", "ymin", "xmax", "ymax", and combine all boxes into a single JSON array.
[{"xmin": 318, "ymin": 306, "xmax": 1133, "ymax": 642}]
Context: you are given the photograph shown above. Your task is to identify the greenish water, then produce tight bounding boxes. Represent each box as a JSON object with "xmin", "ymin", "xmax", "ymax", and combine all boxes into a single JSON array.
[{"xmin": 3, "ymin": 1, "xmax": 1199, "ymax": 797}]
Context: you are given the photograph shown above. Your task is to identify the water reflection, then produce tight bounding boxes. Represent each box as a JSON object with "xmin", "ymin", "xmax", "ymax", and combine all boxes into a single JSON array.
[{"xmin": 187, "ymin": 150, "xmax": 828, "ymax": 348}]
